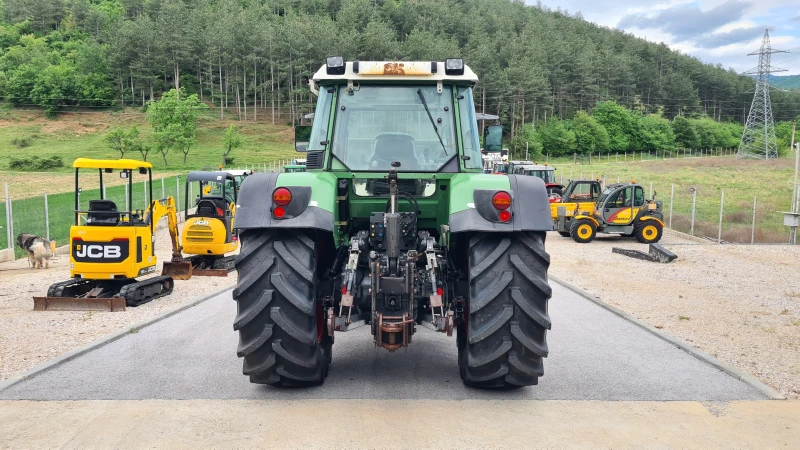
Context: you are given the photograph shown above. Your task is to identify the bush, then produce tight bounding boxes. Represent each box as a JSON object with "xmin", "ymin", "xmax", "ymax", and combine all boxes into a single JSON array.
[
  {"xmin": 10, "ymin": 137, "xmax": 31, "ymax": 148},
  {"xmin": 8, "ymin": 155, "xmax": 64, "ymax": 170}
]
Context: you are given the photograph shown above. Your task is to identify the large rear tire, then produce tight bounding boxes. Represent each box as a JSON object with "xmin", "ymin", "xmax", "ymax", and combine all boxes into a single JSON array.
[
  {"xmin": 459, "ymin": 232, "xmax": 552, "ymax": 388},
  {"xmin": 233, "ymin": 229, "xmax": 330, "ymax": 386}
]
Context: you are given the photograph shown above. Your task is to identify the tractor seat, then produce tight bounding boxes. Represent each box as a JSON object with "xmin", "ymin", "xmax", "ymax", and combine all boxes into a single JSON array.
[
  {"xmin": 370, "ymin": 133, "xmax": 418, "ymax": 170},
  {"xmin": 86, "ymin": 200, "xmax": 120, "ymax": 226}
]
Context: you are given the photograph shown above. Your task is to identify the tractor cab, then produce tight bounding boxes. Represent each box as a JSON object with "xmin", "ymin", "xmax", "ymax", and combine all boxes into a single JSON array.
[
  {"xmin": 225, "ymin": 169, "xmax": 253, "ymax": 191},
  {"xmin": 559, "ymin": 179, "xmax": 602, "ymax": 203},
  {"xmin": 284, "ymin": 164, "xmax": 306, "ymax": 173},
  {"xmin": 513, "ymin": 163, "xmax": 562, "ymax": 199}
]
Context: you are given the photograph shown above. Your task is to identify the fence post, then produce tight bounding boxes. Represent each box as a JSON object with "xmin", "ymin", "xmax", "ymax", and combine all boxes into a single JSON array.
[
  {"xmin": 668, "ymin": 184, "xmax": 674, "ymax": 228},
  {"xmin": 690, "ymin": 188, "xmax": 697, "ymax": 236},
  {"xmin": 5, "ymin": 183, "xmax": 11, "ymax": 249},
  {"xmin": 176, "ymin": 176, "xmax": 181, "ymax": 221},
  {"xmin": 617, "ymin": 176, "xmax": 620, "ymax": 183},
  {"xmin": 718, "ymin": 190, "xmax": 724, "ymax": 243},
  {"xmin": 570, "ymin": 170, "xmax": 573, "ymax": 181},
  {"xmin": 751, "ymin": 196, "xmax": 757, "ymax": 244},
  {"xmin": 649, "ymin": 182, "xmax": 653, "ymax": 199},
  {"xmin": 44, "ymin": 192, "xmax": 50, "ymax": 241},
  {"xmin": 162, "ymin": 177, "xmax": 165, "ymax": 199}
]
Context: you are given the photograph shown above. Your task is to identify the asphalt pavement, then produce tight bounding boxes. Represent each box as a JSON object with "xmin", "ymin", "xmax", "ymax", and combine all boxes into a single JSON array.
[{"xmin": 0, "ymin": 281, "xmax": 765, "ymax": 401}]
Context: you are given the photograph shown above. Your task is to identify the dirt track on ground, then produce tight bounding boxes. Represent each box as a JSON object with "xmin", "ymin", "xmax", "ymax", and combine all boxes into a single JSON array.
[{"xmin": 0, "ymin": 225, "xmax": 236, "ymax": 381}]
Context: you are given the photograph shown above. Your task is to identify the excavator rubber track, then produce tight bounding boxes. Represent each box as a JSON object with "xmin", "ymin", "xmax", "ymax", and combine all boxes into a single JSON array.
[
  {"xmin": 184, "ymin": 255, "xmax": 236, "ymax": 277},
  {"xmin": 116, "ymin": 275, "xmax": 174, "ymax": 307},
  {"xmin": 36, "ymin": 278, "xmax": 135, "ymax": 312},
  {"xmin": 35, "ymin": 276, "xmax": 173, "ymax": 311}
]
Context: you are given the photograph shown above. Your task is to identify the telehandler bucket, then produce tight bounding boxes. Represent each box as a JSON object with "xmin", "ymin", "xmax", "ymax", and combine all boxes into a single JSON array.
[{"xmin": 162, "ymin": 260, "xmax": 193, "ymax": 280}]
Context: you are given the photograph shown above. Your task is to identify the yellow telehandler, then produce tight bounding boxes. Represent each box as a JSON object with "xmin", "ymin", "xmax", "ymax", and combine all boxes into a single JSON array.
[{"xmin": 35, "ymin": 158, "xmax": 192, "ymax": 312}]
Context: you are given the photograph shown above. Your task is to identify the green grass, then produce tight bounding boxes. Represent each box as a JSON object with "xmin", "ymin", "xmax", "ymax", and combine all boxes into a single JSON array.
[
  {"xmin": 0, "ymin": 107, "xmax": 300, "ymax": 257},
  {"xmin": 0, "ymin": 107, "xmax": 298, "ymax": 173},
  {"xmin": 542, "ymin": 152, "xmax": 797, "ymax": 243}
]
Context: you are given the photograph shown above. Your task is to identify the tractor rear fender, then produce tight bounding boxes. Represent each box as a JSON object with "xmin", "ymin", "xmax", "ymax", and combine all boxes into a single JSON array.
[
  {"xmin": 572, "ymin": 215, "xmax": 600, "ymax": 228},
  {"xmin": 234, "ymin": 172, "xmax": 336, "ymax": 232},
  {"xmin": 638, "ymin": 216, "xmax": 665, "ymax": 228},
  {"xmin": 449, "ymin": 174, "xmax": 552, "ymax": 233}
]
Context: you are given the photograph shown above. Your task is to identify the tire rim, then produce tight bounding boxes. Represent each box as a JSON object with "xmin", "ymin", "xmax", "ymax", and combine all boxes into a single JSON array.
[
  {"xmin": 643, "ymin": 225, "xmax": 657, "ymax": 240},
  {"xmin": 577, "ymin": 224, "xmax": 592, "ymax": 239}
]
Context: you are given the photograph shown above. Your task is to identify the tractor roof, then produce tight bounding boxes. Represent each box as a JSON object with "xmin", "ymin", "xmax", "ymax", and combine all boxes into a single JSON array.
[
  {"xmin": 187, "ymin": 171, "xmax": 235, "ymax": 183},
  {"xmin": 312, "ymin": 61, "xmax": 478, "ymax": 84},
  {"xmin": 73, "ymin": 158, "xmax": 152, "ymax": 170},
  {"xmin": 226, "ymin": 169, "xmax": 253, "ymax": 176}
]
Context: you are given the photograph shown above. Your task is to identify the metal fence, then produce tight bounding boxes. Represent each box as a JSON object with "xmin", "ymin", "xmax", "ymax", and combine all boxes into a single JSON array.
[
  {"xmin": 577, "ymin": 177, "xmax": 793, "ymax": 245},
  {"xmin": 1, "ymin": 161, "xmax": 299, "ymax": 259}
]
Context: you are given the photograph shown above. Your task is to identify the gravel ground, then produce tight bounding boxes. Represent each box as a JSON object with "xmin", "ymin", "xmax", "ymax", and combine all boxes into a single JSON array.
[
  {"xmin": 0, "ymin": 224, "xmax": 237, "ymax": 381},
  {"xmin": 547, "ymin": 229, "xmax": 800, "ymax": 399}
]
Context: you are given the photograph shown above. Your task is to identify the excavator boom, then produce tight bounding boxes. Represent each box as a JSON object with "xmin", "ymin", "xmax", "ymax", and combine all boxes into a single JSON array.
[{"xmin": 157, "ymin": 197, "xmax": 193, "ymax": 280}]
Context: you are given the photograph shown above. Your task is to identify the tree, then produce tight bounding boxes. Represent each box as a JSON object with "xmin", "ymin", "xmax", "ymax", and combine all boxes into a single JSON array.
[
  {"xmin": 536, "ymin": 120, "xmax": 576, "ymax": 157},
  {"xmin": 145, "ymin": 88, "xmax": 207, "ymax": 165},
  {"xmin": 222, "ymin": 124, "xmax": 242, "ymax": 166},
  {"xmin": 591, "ymin": 101, "xmax": 637, "ymax": 153},
  {"xmin": 570, "ymin": 111, "xmax": 609, "ymax": 154},
  {"xmin": 103, "ymin": 127, "xmax": 126, "ymax": 157},
  {"xmin": 510, "ymin": 124, "xmax": 543, "ymax": 160},
  {"xmin": 123, "ymin": 126, "xmax": 150, "ymax": 161},
  {"xmin": 672, "ymin": 116, "xmax": 700, "ymax": 150},
  {"xmin": 634, "ymin": 114, "xmax": 676, "ymax": 152}
]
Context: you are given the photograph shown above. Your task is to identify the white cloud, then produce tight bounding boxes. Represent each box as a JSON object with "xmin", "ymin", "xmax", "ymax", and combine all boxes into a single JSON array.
[{"xmin": 530, "ymin": 0, "xmax": 800, "ymax": 75}]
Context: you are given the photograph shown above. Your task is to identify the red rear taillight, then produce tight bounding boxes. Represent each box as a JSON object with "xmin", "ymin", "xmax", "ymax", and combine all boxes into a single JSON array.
[
  {"xmin": 492, "ymin": 191, "xmax": 512, "ymax": 210},
  {"xmin": 498, "ymin": 210, "xmax": 511, "ymax": 222},
  {"xmin": 273, "ymin": 206, "xmax": 286, "ymax": 218},
  {"xmin": 273, "ymin": 188, "xmax": 292, "ymax": 206}
]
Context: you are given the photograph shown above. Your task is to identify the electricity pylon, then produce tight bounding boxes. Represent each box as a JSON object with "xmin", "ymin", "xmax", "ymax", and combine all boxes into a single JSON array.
[{"xmin": 737, "ymin": 29, "xmax": 787, "ymax": 160}]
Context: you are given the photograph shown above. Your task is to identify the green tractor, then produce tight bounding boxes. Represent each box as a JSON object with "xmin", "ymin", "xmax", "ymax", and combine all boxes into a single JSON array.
[{"xmin": 233, "ymin": 58, "xmax": 553, "ymax": 388}]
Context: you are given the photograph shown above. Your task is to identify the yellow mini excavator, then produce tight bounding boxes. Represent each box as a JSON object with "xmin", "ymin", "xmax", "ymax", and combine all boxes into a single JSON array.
[
  {"xmin": 35, "ymin": 158, "xmax": 192, "ymax": 312},
  {"xmin": 170, "ymin": 171, "xmax": 239, "ymax": 276}
]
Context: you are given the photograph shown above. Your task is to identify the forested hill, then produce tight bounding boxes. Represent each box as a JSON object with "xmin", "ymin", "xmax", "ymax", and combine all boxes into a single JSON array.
[{"xmin": 1, "ymin": 0, "xmax": 799, "ymax": 127}]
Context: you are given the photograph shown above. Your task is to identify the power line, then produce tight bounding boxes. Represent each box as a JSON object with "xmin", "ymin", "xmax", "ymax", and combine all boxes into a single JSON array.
[{"xmin": 738, "ymin": 30, "xmax": 786, "ymax": 160}]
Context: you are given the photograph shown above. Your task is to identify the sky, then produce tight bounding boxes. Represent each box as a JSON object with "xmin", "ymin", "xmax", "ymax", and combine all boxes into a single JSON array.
[{"xmin": 530, "ymin": 0, "xmax": 800, "ymax": 75}]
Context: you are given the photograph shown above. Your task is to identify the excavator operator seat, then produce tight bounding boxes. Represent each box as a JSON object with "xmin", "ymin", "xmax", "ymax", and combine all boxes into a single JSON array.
[{"xmin": 86, "ymin": 200, "xmax": 119, "ymax": 226}]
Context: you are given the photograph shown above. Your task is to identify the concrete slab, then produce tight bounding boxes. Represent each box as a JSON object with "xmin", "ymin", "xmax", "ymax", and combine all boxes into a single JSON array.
[{"xmin": 0, "ymin": 281, "xmax": 766, "ymax": 401}]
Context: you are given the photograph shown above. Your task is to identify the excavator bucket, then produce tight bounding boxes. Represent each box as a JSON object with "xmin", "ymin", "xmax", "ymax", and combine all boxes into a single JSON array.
[{"xmin": 162, "ymin": 261, "xmax": 193, "ymax": 280}]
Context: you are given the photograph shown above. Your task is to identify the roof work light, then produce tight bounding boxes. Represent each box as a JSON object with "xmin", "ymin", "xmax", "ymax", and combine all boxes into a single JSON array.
[
  {"xmin": 445, "ymin": 58, "xmax": 464, "ymax": 75},
  {"xmin": 326, "ymin": 56, "xmax": 345, "ymax": 75}
]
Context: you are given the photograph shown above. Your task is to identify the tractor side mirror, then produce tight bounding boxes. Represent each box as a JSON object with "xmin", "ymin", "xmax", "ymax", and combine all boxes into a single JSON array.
[
  {"xmin": 483, "ymin": 125, "xmax": 503, "ymax": 152},
  {"xmin": 295, "ymin": 125, "xmax": 312, "ymax": 152}
]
